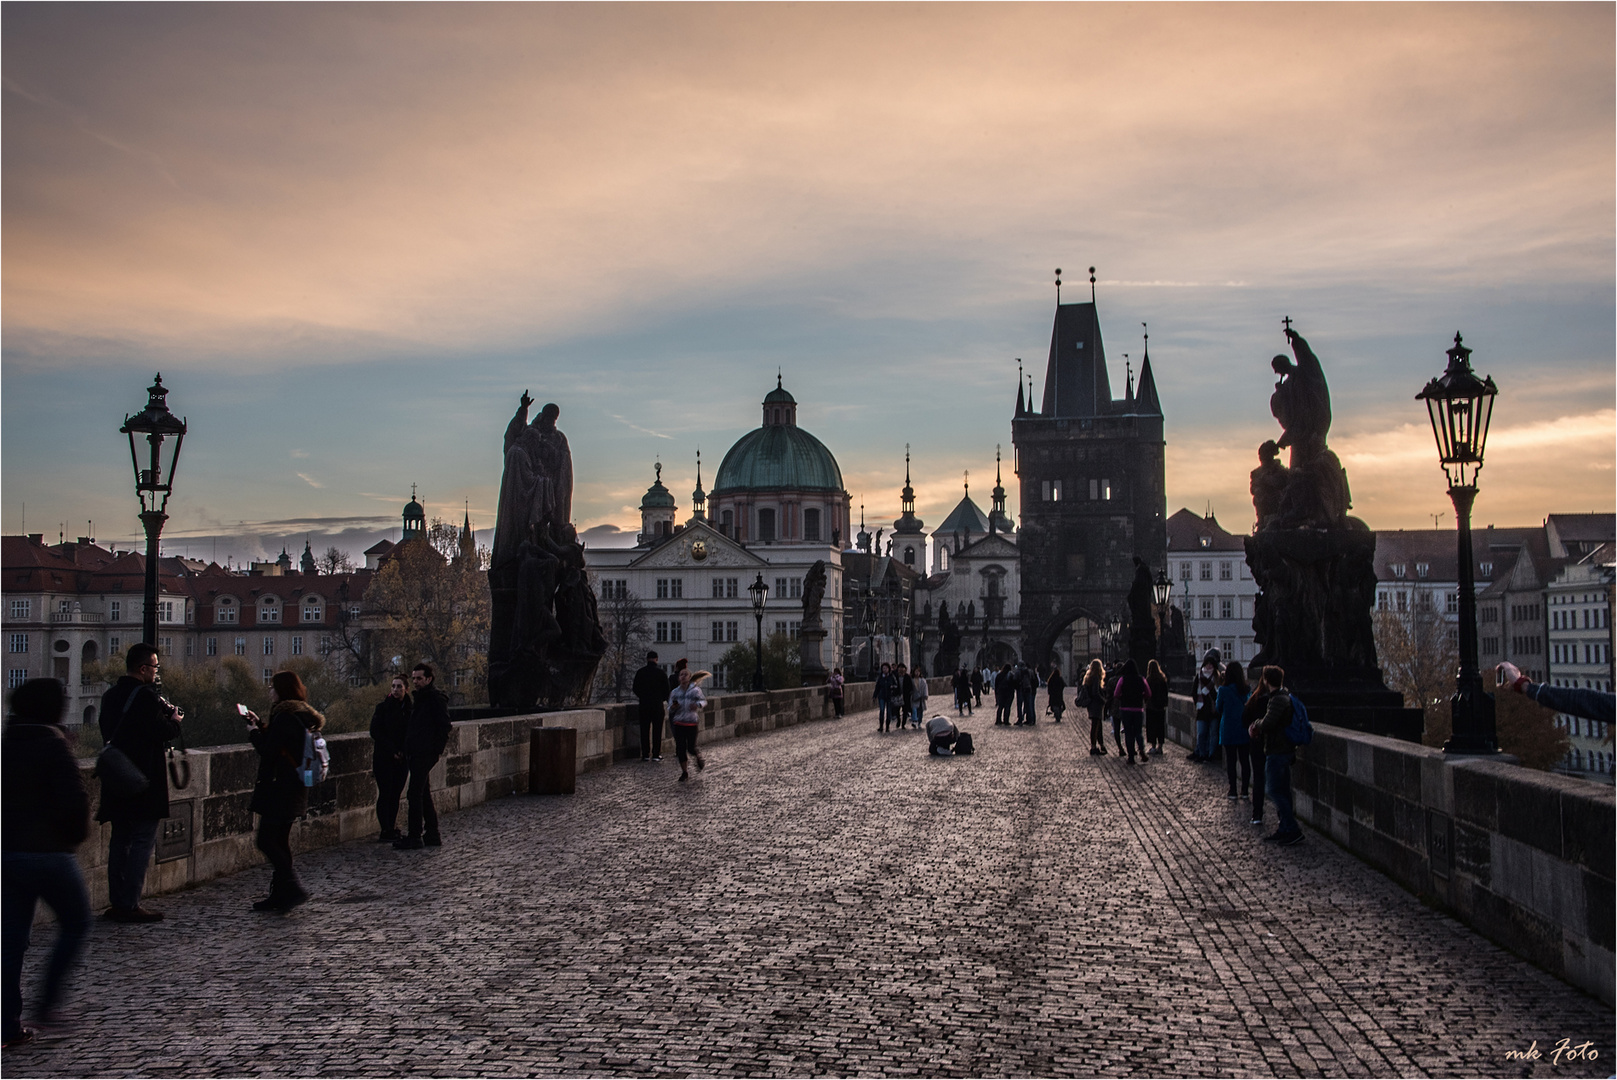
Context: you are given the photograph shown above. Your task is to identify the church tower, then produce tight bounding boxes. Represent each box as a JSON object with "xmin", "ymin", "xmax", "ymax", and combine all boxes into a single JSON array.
[
  {"xmin": 402, "ymin": 485, "xmax": 426, "ymax": 542},
  {"xmin": 1012, "ymin": 269, "xmax": 1166, "ymax": 665},
  {"xmin": 892, "ymin": 445, "xmax": 927, "ymax": 572},
  {"xmin": 638, "ymin": 462, "xmax": 677, "ymax": 546},
  {"xmin": 300, "ymin": 538, "xmax": 317, "ymax": 575},
  {"xmin": 458, "ymin": 503, "xmax": 477, "ymax": 565}
]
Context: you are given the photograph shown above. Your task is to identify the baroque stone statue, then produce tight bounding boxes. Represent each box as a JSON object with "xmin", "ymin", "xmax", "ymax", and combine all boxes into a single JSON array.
[
  {"xmin": 1243, "ymin": 323, "xmax": 1419, "ymax": 740},
  {"xmin": 798, "ymin": 560, "xmax": 830, "ymax": 686},
  {"xmin": 488, "ymin": 394, "xmax": 605, "ymax": 709}
]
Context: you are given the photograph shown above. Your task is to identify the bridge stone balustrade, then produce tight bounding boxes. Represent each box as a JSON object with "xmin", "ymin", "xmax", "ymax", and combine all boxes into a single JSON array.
[
  {"xmin": 1163, "ymin": 691, "xmax": 1614, "ymax": 1005},
  {"xmin": 69, "ymin": 677, "xmax": 950, "ymax": 913}
]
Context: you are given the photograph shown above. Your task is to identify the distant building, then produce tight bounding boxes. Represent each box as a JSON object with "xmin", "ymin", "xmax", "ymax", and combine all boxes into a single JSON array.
[
  {"xmin": 1167, "ymin": 508, "xmax": 1256, "ymax": 665},
  {"xmin": 1545, "ymin": 542, "xmax": 1614, "ymax": 781}
]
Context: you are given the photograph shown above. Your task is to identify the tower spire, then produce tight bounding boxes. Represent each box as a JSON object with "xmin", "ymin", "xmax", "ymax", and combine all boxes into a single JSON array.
[
  {"xmin": 1054, "ymin": 267, "xmax": 1062, "ymax": 306},
  {"xmin": 691, "ymin": 448, "xmax": 707, "ymax": 521},
  {"xmin": 1089, "ymin": 266, "xmax": 1097, "ymax": 303}
]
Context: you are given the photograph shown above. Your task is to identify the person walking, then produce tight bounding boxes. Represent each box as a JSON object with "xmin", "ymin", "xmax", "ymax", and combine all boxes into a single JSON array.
[
  {"xmin": 3, "ymin": 679, "xmax": 92, "ymax": 1049},
  {"xmin": 1217, "ymin": 662, "xmax": 1253, "ymax": 800},
  {"xmin": 96, "ymin": 643, "xmax": 183, "ymax": 924},
  {"xmin": 1110, "ymin": 659, "xmax": 1152, "ymax": 764},
  {"xmin": 1248, "ymin": 666, "xmax": 1301, "ymax": 845},
  {"xmin": 971, "ymin": 666, "xmax": 984, "ymax": 708},
  {"xmin": 1081, "ymin": 660, "xmax": 1109, "ymax": 753},
  {"xmin": 368, "ymin": 676, "xmax": 411, "ymax": 841},
  {"xmin": 874, "ymin": 663, "xmax": 895, "ymax": 732},
  {"xmin": 1145, "ymin": 660, "xmax": 1169, "ymax": 755},
  {"xmin": 1046, "ymin": 664, "xmax": 1067, "ymax": 723},
  {"xmin": 668, "ymin": 666, "xmax": 707, "ymax": 781},
  {"xmin": 953, "ymin": 667, "xmax": 972, "ymax": 716},
  {"xmin": 632, "ymin": 651, "xmax": 670, "ymax": 761},
  {"xmin": 395, "ymin": 663, "xmax": 452, "ymax": 851},
  {"xmin": 994, "ymin": 663, "xmax": 1016, "ymax": 725},
  {"xmin": 828, "ymin": 667, "xmax": 845, "ymax": 718},
  {"xmin": 912, "ymin": 668, "xmax": 930, "ymax": 728},
  {"xmin": 1192, "ymin": 648, "xmax": 1222, "ymax": 762},
  {"xmin": 894, "ymin": 664, "xmax": 914, "ymax": 730},
  {"xmin": 1241, "ymin": 665, "xmax": 1269, "ymax": 828},
  {"xmin": 245, "ymin": 671, "xmax": 323, "ymax": 911}
]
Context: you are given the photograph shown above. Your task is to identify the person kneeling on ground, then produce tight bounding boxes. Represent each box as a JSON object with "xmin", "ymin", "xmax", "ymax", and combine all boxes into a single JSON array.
[{"xmin": 925, "ymin": 714, "xmax": 959, "ymax": 756}]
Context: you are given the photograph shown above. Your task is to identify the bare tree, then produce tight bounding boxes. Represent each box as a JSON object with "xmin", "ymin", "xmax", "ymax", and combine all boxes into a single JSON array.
[
  {"xmin": 1373, "ymin": 606, "xmax": 1457, "ymax": 743},
  {"xmin": 317, "ymin": 546, "xmax": 356, "ymax": 575},
  {"xmin": 595, "ymin": 587, "xmax": 650, "ymax": 702}
]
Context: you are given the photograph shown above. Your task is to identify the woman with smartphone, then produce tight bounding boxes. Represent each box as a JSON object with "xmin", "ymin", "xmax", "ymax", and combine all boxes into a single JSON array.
[{"xmin": 244, "ymin": 671, "xmax": 325, "ymax": 912}]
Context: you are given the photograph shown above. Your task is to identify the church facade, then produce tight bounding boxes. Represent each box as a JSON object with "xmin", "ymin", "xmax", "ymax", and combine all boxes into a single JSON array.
[{"xmin": 1012, "ymin": 293, "xmax": 1167, "ymax": 668}]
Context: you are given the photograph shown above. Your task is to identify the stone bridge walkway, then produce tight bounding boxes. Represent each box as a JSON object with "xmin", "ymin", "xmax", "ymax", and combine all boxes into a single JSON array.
[{"xmin": 8, "ymin": 701, "xmax": 1613, "ymax": 1077}]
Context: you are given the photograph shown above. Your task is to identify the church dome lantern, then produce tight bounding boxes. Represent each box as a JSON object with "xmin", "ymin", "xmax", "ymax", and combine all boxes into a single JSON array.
[
  {"xmin": 709, "ymin": 376, "xmax": 850, "ymax": 546},
  {"xmin": 638, "ymin": 462, "xmax": 678, "ymax": 545}
]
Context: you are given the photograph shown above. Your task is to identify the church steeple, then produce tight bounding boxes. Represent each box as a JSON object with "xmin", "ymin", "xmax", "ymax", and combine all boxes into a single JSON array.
[
  {"xmin": 893, "ymin": 444, "xmax": 926, "ymax": 570},
  {"xmin": 458, "ymin": 501, "xmax": 477, "ymax": 565},
  {"xmin": 300, "ymin": 537, "xmax": 317, "ymax": 575},
  {"xmin": 1014, "ymin": 358, "xmax": 1026, "ymax": 418},
  {"xmin": 402, "ymin": 484, "xmax": 425, "ymax": 541},
  {"xmin": 690, "ymin": 450, "xmax": 707, "ymax": 522},
  {"xmin": 856, "ymin": 502, "xmax": 871, "ymax": 553},
  {"xmin": 1135, "ymin": 323, "xmax": 1163, "ymax": 416},
  {"xmin": 989, "ymin": 444, "xmax": 1014, "ymax": 534}
]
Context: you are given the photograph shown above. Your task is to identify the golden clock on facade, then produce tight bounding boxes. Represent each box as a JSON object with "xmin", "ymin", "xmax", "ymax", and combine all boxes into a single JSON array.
[{"xmin": 690, "ymin": 539, "xmax": 708, "ymax": 561}]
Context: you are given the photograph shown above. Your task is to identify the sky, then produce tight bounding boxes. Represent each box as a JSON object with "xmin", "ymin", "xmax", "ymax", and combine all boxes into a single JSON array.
[{"xmin": 4, "ymin": 4, "xmax": 1613, "ymax": 566}]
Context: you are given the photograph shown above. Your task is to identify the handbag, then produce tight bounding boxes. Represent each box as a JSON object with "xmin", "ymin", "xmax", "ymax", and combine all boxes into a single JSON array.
[{"xmin": 95, "ymin": 685, "xmax": 152, "ymax": 798}]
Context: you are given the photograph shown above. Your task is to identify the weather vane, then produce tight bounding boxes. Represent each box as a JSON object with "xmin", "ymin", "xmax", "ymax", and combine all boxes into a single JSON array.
[
  {"xmin": 1055, "ymin": 267, "xmax": 1062, "ymax": 304},
  {"xmin": 1089, "ymin": 266, "xmax": 1097, "ymax": 303}
]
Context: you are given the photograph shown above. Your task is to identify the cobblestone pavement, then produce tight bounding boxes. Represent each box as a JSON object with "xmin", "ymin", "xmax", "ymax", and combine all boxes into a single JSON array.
[{"xmin": 8, "ymin": 701, "xmax": 1614, "ymax": 1078}]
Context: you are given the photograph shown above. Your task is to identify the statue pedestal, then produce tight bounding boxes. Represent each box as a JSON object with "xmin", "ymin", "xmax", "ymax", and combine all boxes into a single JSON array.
[
  {"xmin": 1245, "ymin": 527, "xmax": 1424, "ymax": 743},
  {"xmin": 799, "ymin": 621, "xmax": 828, "ymax": 686}
]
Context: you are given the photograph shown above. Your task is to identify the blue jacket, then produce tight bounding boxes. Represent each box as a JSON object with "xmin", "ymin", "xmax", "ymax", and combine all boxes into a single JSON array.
[{"xmin": 1216, "ymin": 684, "xmax": 1251, "ymax": 745}]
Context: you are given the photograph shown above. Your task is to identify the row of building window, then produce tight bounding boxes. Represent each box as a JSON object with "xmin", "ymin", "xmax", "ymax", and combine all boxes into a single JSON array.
[
  {"xmin": 1376, "ymin": 591, "xmax": 1459, "ymax": 614},
  {"xmin": 1565, "ymin": 749, "xmax": 1613, "ymax": 775},
  {"xmin": 1177, "ymin": 561, "xmax": 1257, "ymax": 582},
  {"xmin": 1511, "ymin": 635, "xmax": 1544, "ymax": 655},
  {"xmin": 602, "ymin": 577, "xmax": 811, "ymax": 603},
  {"xmin": 1553, "ymin": 643, "xmax": 1611, "ymax": 665},
  {"xmin": 1552, "ymin": 608, "xmax": 1609, "ymax": 630}
]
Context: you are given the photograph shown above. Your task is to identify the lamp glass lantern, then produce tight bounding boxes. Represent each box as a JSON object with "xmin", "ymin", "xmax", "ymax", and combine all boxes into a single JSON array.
[
  {"xmin": 1152, "ymin": 570, "xmax": 1172, "ymax": 609},
  {"xmin": 120, "ymin": 374, "xmax": 188, "ymax": 515},
  {"xmin": 1416, "ymin": 333, "xmax": 1497, "ymax": 492}
]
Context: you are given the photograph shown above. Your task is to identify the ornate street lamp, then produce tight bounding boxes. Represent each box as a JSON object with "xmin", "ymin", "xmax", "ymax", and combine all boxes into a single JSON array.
[
  {"xmin": 1106, "ymin": 613, "xmax": 1124, "ymax": 666},
  {"xmin": 1152, "ymin": 569, "xmax": 1173, "ymax": 662},
  {"xmin": 120, "ymin": 374, "xmax": 188, "ymax": 648},
  {"xmin": 864, "ymin": 588, "xmax": 880, "ymax": 680},
  {"xmin": 1417, "ymin": 332, "xmax": 1499, "ymax": 755},
  {"xmin": 748, "ymin": 572, "xmax": 769, "ymax": 692}
]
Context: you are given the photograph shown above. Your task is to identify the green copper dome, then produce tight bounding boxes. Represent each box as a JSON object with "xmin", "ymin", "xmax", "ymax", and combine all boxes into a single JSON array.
[
  {"xmin": 712, "ymin": 425, "xmax": 844, "ymax": 494},
  {"xmin": 640, "ymin": 463, "xmax": 676, "ymax": 509}
]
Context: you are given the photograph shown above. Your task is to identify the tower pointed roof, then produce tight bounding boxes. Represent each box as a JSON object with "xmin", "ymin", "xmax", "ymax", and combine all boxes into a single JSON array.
[
  {"xmin": 1015, "ymin": 361, "xmax": 1026, "ymax": 418},
  {"xmin": 989, "ymin": 444, "xmax": 1015, "ymax": 534},
  {"xmin": 300, "ymin": 537, "xmax": 317, "ymax": 575},
  {"xmin": 893, "ymin": 445, "xmax": 925, "ymax": 536},
  {"xmin": 458, "ymin": 502, "xmax": 477, "ymax": 563},
  {"xmin": 690, "ymin": 450, "xmax": 707, "ymax": 521},
  {"xmin": 1135, "ymin": 352, "xmax": 1162, "ymax": 416},
  {"xmin": 1040, "ymin": 300, "xmax": 1114, "ymax": 418}
]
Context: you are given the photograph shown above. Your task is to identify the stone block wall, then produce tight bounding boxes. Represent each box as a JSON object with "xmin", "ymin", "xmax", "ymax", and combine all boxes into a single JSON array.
[
  {"xmin": 1162, "ymin": 692, "xmax": 1614, "ymax": 1005},
  {"xmin": 71, "ymin": 678, "xmax": 947, "ymax": 910}
]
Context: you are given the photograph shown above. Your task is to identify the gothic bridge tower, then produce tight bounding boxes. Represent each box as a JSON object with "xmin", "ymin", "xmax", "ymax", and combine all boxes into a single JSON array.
[{"xmin": 1012, "ymin": 270, "xmax": 1166, "ymax": 666}]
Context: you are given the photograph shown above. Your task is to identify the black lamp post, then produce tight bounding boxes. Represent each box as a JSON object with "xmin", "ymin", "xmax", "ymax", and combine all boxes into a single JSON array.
[
  {"xmin": 120, "ymin": 374, "xmax": 188, "ymax": 648},
  {"xmin": 1152, "ymin": 570, "xmax": 1172, "ymax": 656},
  {"xmin": 748, "ymin": 572, "xmax": 769, "ymax": 691},
  {"xmin": 1417, "ymin": 332, "xmax": 1499, "ymax": 755},
  {"xmin": 1107, "ymin": 613, "xmax": 1123, "ymax": 666},
  {"xmin": 864, "ymin": 589, "xmax": 880, "ymax": 680}
]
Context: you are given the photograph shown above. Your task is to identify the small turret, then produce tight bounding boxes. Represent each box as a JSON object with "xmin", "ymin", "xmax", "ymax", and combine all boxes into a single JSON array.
[
  {"xmin": 638, "ymin": 462, "xmax": 678, "ymax": 545},
  {"xmin": 300, "ymin": 538, "xmax": 317, "ymax": 575},
  {"xmin": 402, "ymin": 484, "xmax": 425, "ymax": 541},
  {"xmin": 690, "ymin": 450, "xmax": 707, "ymax": 523}
]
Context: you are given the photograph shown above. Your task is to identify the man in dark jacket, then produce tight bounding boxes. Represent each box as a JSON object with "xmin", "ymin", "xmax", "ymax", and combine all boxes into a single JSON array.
[
  {"xmin": 970, "ymin": 667, "xmax": 984, "ymax": 707},
  {"xmin": 96, "ymin": 643, "xmax": 183, "ymax": 923},
  {"xmin": 1014, "ymin": 662, "xmax": 1036, "ymax": 725},
  {"xmin": 3, "ymin": 679, "xmax": 92, "ymax": 1048},
  {"xmin": 632, "ymin": 651, "xmax": 669, "ymax": 761},
  {"xmin": 396, "ymin": 663, "xmax": 453, "ymax": 851},
  {"xmin": 368, "ymin": 676, "xmax": 411, "ymax": 841},
  {"xmin": 1248, "ymin": 665, "xmax": 1301, "ymax": 846}
]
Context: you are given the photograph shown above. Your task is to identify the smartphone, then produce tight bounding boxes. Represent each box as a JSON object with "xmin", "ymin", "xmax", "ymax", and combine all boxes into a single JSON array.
[{"xmin": 236, "ymin": 703, "xmax": 249, "ymax": 716}]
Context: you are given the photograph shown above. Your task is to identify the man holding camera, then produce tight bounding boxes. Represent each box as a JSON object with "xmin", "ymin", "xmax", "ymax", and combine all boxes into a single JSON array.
[{"xmin": 96, "ymin": 643, "xmax": 183, "ymax": 923}]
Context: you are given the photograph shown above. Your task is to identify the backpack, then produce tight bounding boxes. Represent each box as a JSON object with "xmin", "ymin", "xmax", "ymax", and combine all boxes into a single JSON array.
[
  {"xmin": 300, "ymin": 730, "xmax": 330, "ymax": 787},
  {"xmin": 1284, "ymin": 695, "xmax": 1313, "ymax": 746},
  {"xmin": 954, "ymin": 731, "xmax": 974, "ymax": 755}
]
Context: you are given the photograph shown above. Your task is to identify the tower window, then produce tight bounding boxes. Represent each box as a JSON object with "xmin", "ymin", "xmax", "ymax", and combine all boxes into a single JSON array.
[
  {"xmin": 804, "ymin": 508, "xmax": 821, "ymax": 542},
  {"xmin": 903, "ymin": 546, "xmax": 915, "ymax": 566},
  {"xmin": 758, "ymin": 509, "xmax": 776, "ymax": 542}
]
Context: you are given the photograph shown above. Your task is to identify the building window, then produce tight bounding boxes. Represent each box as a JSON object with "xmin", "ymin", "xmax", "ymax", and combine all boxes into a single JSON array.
[
  {"xmin": 1417, "ymin": 591, "xmax": 1433, "ymax": 612},
  {"xmin": 1479, "ymin": 561, "xmax": 1493, "ymax": 578},
  {"xmin": 804, "ymin": 508, "xmax": 821, "ymax": 542},
  {"xmin": 599, "ymin": 579, "xmax": 627, "ymax": 600},
  {"xmin": 1396, "ymin": 591, "xmax": 1407, "ymax": 612},
  {"xmin": 774, "ymin": 620, "xmax": 803, "ymax": 639},
  {"xmin": 1222, "ymin": 640, "xmax": 1233, "ymax": 657},
  {"xmin": 712, "ymin": 578, "xmax": 725, "ymax": 599},
  {"xmin": 216, "ymin": 600, "xmax": 238, "ymax": 623},
  {"xmin": 259, "ymin": 603, "xmax": 280, "ymax": 624},
  {"xmin": 656, "ymin": 621, "xmax": 669, "ymax": 643},
  {"xmin": 263, "ymin": 636, "xmax": 275, "ymax": 656},
  {"xmin": 8, "ymin": 600, "xmax": 29, "ymax": 620},
  {"xmin": 758, "ymin": 508, "xmax": 776, "ymax": 542},
  {"xmin": 7, "ymin": 634, "xmax": 28, "ymax": 654},
  {"xmin": 1200, "ymin": 562, "xmax": 1212, "ymax": 581},
  {"xmin": 320, "ymin": 636, "xmax": 332, "ymax": 656},
  {"xmin": 726, "ymin": 620, "xmax": 738, "ymax": 642},
  {"xmin": 656, "ymin": 579, "xmax": 669, "ymax": 600},
  {"xmin": 109, "ymin": 601, "xmax": 120, "ymax": 622},
  {"xmin": 1220, "ymin": 598, "xmax": 1233, "ymax": 620},
  {"xmin": 7, "ymin": 669, "xmax": 26, "ymax": 689},
  {"xmin": 263, "ymin": 669, "xmax": 274, "ymax": 685},
  {"xmin": 721, "ymin": 509, "xmax": 733, "ymax": 537},
  {"xmin": 1179, "ymin": 562, "xmax": 1191, "ymax": 581},
  {"xmin": 206, "ymin": 637, "xmax": 218, "ymax": 657},
  {"xmin": 303, "ymin": 603, "xmax": 322, "ymax": 622},
  {"xmin": 903, "ymin": 546, "xmax": 915, "ymax": 566},
  {"xmin": 185, "ymin": 638, "xmax": 193, "ymax": 657},
  {"xmin": 1377, "ymin": 592, "xmax": 1388, "ymax": 611},
  {"xmin": 235, "ymin": 637, "xmax": 247, "ymax": 656},
  {"xmin": 669, "ymin": 621, "xmax": 683, "ymax": 643},
  {"xmin": 291, "ymin": 636, "xmax": 303, "ymax": 656},
  {"xmin": 57, "ymin": 600, "xmax": 70, "ymax": 614},
  {"xmin": 1200, "ymin": 599, "xmax": 1213, "ymax": 619},
  {"xmin": 1043, "ymin": 480, "xmax": 1063, "ymax": 502},
  {"xmin": 160, "ymin": 636, "xmax": 172, "ymax": 654},
  {"xmin": 1416, "ymin": 562, "xmax": 1429, "ymax": 579},
  {"xmin": 790, "ymin": 577, "xmax": 803, "ymax": 599},
  {"xmin": 155, "ymin": 600, "xmax": 175, "ymax": 624},
  {"xmin": 711, "ymin": 621, "xmax": 725, "ymax": 643},
  {"xmin": 1219, "ymin": 562, "xmax": 1232, "ymax": 581},
  {"xmin": 109, "ymin": 636, "xmax": 121, "ymax": 654},
  {"xmin": 669, "ymin": 578, "xmax": 683, "ymax": 599},
  {"xmin": 1390, "ymin": 563, "xmax": 1406, "ymax": 579},
  {"xmin": 1446, "ymin": 592, "xmax": 1458, "ymax": 614}
]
